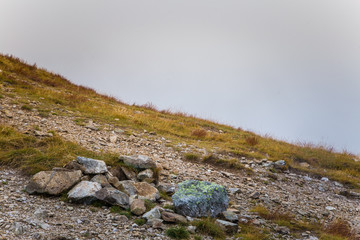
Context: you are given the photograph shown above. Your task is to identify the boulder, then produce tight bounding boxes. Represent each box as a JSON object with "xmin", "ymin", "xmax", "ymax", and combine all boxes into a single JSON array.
[
  {"xmin": 172, "ymin": 180, "xmax": 228, "ymax": 217},
  {"xmin": 161, "ymin": 211, "xmax": 187, "ymax": 224},
  {"xmin": 134, "ymin": 182, "xmax": 160, "ymax": 201},
  {"xmin": 26, "ymin": 170, "xmax": 82, "ymax": 195},
  {"xmin": 137, "ymin": 169, "xmax": 154, "ymax": 181},
  {"xmin": 91, "ymin": 175, "xmax": 111, "ymax": 187},
  {"xmin": 130, "ymin": 199, "xmax": 146, "ymax": 215},
  {"xmin": 76, "ymin": 156, "xmax": 107, "ymax": 174},
  {"xmin": 95, "ymin": 187, "xmax": 129, "ymax": 208},
  {"xmin": 143, "ymin": 207, "xmax": 161, "ymax": 220},
  {"xmin": 120, "ymin": 155, "xmax": 156, "ymax": 169},
  {"xmin": 119, "ymin": 180, "xmax": 138, "ymax": 196},
  {"xmin": 67, "ymin": 181, "xmax": 102, "ymax": 203},
  {"xmin": 215, "ymin": 219, "xmax": 239, "ymax": 234}
]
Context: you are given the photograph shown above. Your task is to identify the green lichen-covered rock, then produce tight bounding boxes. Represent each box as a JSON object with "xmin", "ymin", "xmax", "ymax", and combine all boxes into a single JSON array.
[{"xmin": 172, "ymin": 180, "xmax": 228, "ymax": 217}]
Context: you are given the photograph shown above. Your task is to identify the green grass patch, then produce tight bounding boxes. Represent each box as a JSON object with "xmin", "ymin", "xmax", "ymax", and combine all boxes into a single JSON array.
[
  {"xmin": 0, "ymin": 124, "xmax": 118, "ymax": 175},
  {"xmin": 109, "ymin": 206, "xmax": 132, "ymax": 218},
  {"xmin": 144, "ymin": 199, "xmax": 156, "ymax": 212},
  {"xmin": 192, "ymin": 218, "xmax": 226, "ymax": 240},
  {"xmin": 165, "ymin": 226, "xmax": 190, "ymax": 240},
  {"xmin": 134, "ymin": 218, "xmax": 146, "ymax": 226}
]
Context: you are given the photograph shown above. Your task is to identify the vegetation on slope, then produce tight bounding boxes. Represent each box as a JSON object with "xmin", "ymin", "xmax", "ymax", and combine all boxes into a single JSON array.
[{"xmin": 0, "ymin": 54, "xmax": 360, "ymax": 187}]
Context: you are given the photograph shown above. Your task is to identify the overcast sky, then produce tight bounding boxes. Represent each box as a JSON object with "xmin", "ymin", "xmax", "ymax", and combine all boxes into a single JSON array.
[{"xmin": 1, "ymin": 1, "xmax": 360, "ymax": 154}]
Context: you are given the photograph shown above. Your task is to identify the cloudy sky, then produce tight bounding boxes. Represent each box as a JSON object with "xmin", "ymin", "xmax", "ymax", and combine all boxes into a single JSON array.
[{"xmin": 1, "ymin": 1, "xmax": 360, "ymax": 154}]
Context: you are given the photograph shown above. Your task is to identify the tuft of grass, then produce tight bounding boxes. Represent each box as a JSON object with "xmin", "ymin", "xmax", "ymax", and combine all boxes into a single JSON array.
[
  {"xmin": 251, "ymin": 205, "xmax": 292, "ymax": 221},
  {"xmin": 144, "ymin": 199, "xmax": 156, "ymax": 212},
  {"xmin": 235, "ymin": 223, "xmax": 270, "ymax": 240},
  {"xmin": 192, "ymin": 218, "xmax": 226, "ymax": 240},
  {"xmin": 165, "ymin": 226, "xmax": 190, "ymax": 240},
  {"xmin": 193, "ymin": 236, "xmax": 202, "ymax": 240},
  {"xmin": 152, "ymin": 167, "xmax": 161, "ymax": 184},
  {"xmin": 164, "ymin": 204, "xmax": 175, "ymax": 211},
  {"xmin": 184, "ymin": 153, "xmax": 200, "ymax": 161},
  {"xmin": 191, "ymin": 128, "xmax": 207, "ymax": 138},
  {"xmin": 110, "ymin": 206, "xmax": 132, "ymax": 218},
  {"xmin": 21, "ymin": 104, "xmax": 32, "ymax": 111},
  {"xmin": 323, "ymin": 219, "xmax": 355, "ymax": 239},
  {"xmin": 245, "ymin": 136, "xmax": 259, "ymax": 146},
  {"xmin": 202, "ymin": 155, "xmax": 248, "ymax": 172},
  {"xmin": 134, "ymin": 218, "xmax": 146, "ymax": 226},
  {"xmin": 0, "ymin": 125, "xmax": 118, "ymax": 175}
]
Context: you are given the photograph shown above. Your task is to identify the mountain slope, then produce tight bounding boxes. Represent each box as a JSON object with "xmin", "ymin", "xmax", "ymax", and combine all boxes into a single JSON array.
[{"xmin": 0, "ymin": 54, "xmax": 359, "ymax": 188}]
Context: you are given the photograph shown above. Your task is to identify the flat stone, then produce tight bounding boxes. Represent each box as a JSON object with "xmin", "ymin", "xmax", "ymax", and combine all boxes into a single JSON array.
[
  {"xmin": 215, "ymin": 219, "xmax": 239, "ymax": 234},
  {"xmin": 120, "ymin": 155, "xmax": 156, "ymax": 169},
  {"xmin": 221, "ymin": 210, "xmax": 239, "ymax": 222},
  {"xmin": 26, "ymin": 170, "xmax": 82, "ymax": 195},
  {"xmin": 161, "ymin": 211, "xmax": 187, "ymax": 224},
  {"xmin": 76, "ymin": 156, "xmax": 107, "ymax": 174},
  {"xmin": 68, "ymin": 181, "xmax": 102, "ymax": 204},
  {"xmin": 134, "ymin": 182, "xmax": 160, "ymax": 201},
  {"xmin": 137, "ymin": 169, "xmax": 154, "ymax": 181},
  {"xmin": 95, "ymin": 187, "xmax": 129, "ymax": 208}
]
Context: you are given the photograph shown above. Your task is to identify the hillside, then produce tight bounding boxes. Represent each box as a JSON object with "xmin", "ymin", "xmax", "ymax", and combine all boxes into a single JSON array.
[{"xmin": 1, "ymin": 54, "xmax": 360, "ymax": 239}]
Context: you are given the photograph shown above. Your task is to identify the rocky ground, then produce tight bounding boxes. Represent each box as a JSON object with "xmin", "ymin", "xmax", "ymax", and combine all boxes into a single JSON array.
[{"xmin": 1, "ymin": 94, "xmax": 360, "ymax": 240}]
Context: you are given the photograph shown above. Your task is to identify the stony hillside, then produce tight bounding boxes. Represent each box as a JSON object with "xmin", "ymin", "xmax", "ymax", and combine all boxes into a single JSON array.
[{"xmin": 0, "ymin": 54, "xmax": 360, "ymax": 240}]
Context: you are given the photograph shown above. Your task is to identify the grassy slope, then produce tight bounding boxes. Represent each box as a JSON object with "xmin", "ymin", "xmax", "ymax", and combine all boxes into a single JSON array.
[{"xmin": 0, "ymin": 54, "xmax": 360, "ymax": 188}]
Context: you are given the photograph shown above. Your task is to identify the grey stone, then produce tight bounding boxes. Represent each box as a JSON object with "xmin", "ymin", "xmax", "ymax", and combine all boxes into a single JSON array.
[
  {"xmin": 76, "ymin": 156, "xmax": 107, "ymax": 174},
  {"xmin": 161, "ymin": 211, "xmax": 187, "ymax": 224},
  {"xmin": 13, "ymin": 222, "xmax": 24, "ymax": 235},
  {"xmin": 95, "ymin": 187, "xmax": 129, "ymax": 208},
  {"xmin": 143, "ymin": 207, "xmax": 161, "ymax": 220},
  {"xmin": 91, "ymin": 174, "xmax": 111, "ymax": 187},
  {"xmin": 215, "ymin": 219, "xmax": 239, "ymax": 234},
  {"xmin": 137, "ymin": 169, "xmax": 154, "ymax": 181},
  {"xmin": 222, "ymin": 210, "xmax": 239, "ymax": 222},
  {"xmin": 228, "ymin": 188, "xmax": 241, "ymax": 195},
  {"xmin": 172, "ymin": 180, "xmax": 229, "ymax": 217},
  {"xmin": 119, "ymin": 180, "xmax": 138, "ymax": 196},
  {"xmin": 157, "ymin": 183, "xmax": 176, "ymax": 194},
  {"xmin": 68, "ymin": 181, "xmax": 102, "ymax": 204},
  {"xmin": 26, "ymin": 170, "xmax": 82, "ymax": 195},
  {"xmin": 120, "ymin": 155, "xmax": 156, "ymax": 169}
]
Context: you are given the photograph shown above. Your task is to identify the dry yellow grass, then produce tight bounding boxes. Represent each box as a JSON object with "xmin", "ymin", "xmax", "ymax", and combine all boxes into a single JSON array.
[{"xmin": 1, "ymin": 54, "xmax": 360, "ymax": 188}]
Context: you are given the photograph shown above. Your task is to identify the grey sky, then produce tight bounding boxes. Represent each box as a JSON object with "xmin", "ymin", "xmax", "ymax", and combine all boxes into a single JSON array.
[{"xmin": 1, "ymin": 1, "xmax": 360, "ymax": 154}]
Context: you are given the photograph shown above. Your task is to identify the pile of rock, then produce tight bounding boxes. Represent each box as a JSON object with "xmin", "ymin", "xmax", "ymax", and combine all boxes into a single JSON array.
[
  {"xmin": 26, "ymin": 155, "xmax": 161, "ymax": 208},
  {"xmin": 25, "ymin": 155, "xmax": 239, "ymax": 235}
]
